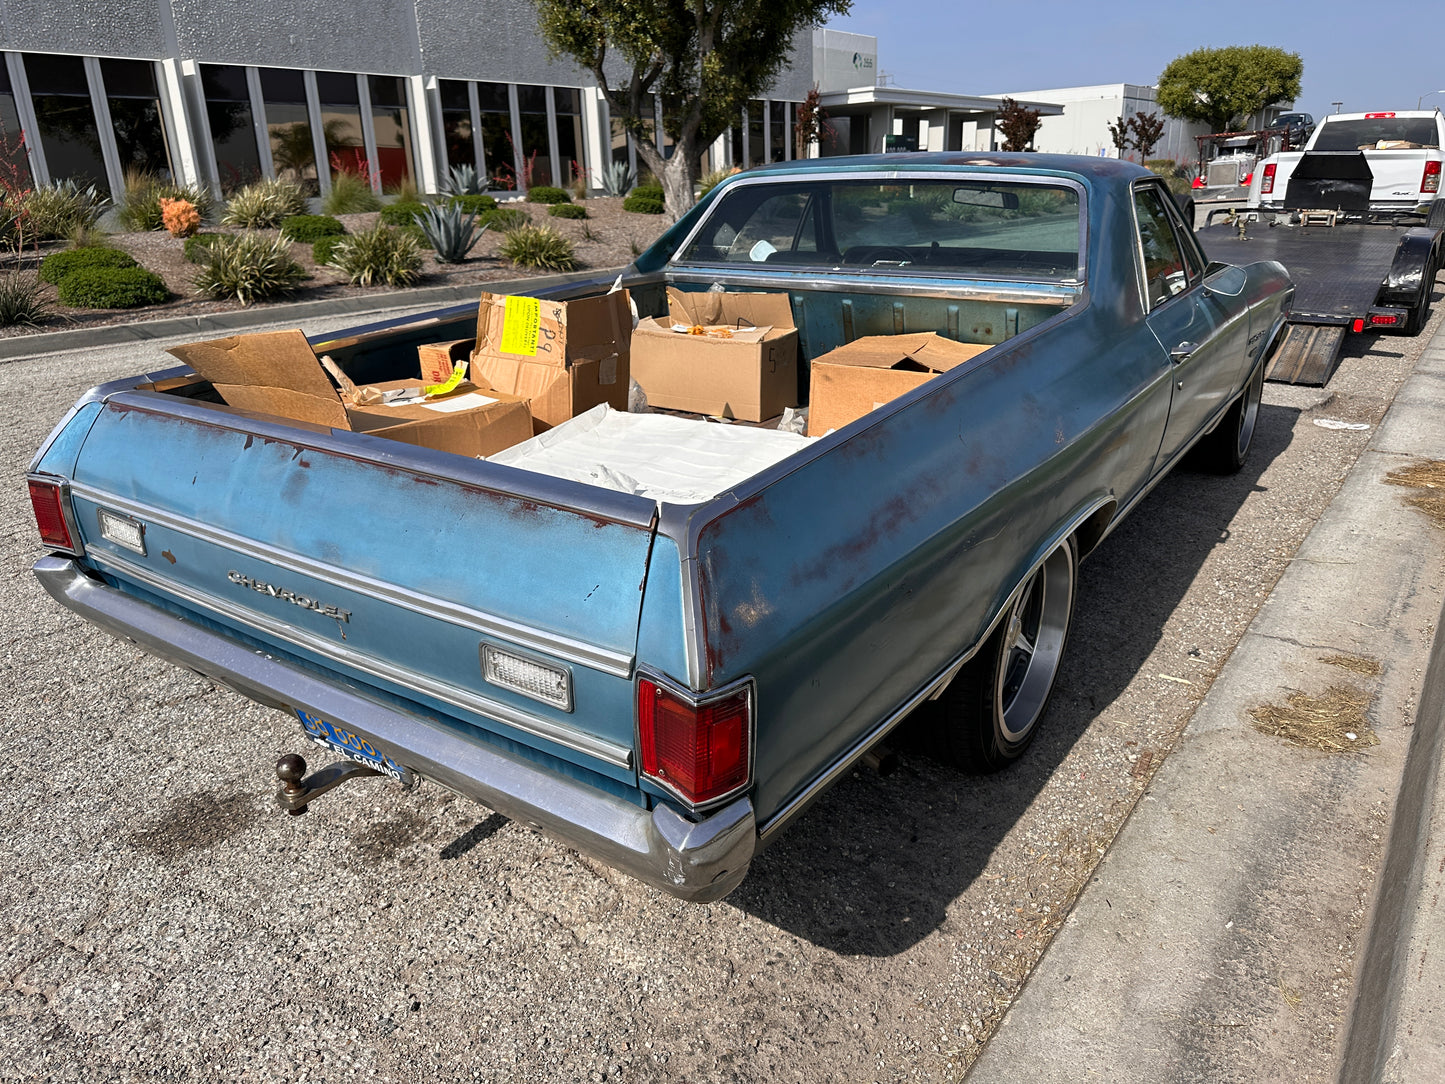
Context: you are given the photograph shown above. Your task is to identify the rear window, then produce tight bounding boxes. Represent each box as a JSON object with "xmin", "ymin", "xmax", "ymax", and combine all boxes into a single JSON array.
[
  {"xmin": 1313, "ymin": 117, "xmax": 1440, "ymax": 150},
  {"xmin": 678, "ymin": 178, "xmax": 1082, "ymax": 281}
]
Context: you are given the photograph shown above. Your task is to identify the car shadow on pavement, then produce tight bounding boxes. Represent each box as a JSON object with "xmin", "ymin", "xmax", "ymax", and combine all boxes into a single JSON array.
[{"xmin": 726, "ymin": 400, "xmax": 1302, "ymax": 955}]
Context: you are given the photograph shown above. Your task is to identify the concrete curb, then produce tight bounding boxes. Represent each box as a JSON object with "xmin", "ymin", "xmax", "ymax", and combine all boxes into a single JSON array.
[
  {"xmin": 0, "ymin": 266, "xmax": 624, "ymax": 363},
  {"xmin": 967, "ymin": 323, "xmax": 1445, "ymax": 1081}
]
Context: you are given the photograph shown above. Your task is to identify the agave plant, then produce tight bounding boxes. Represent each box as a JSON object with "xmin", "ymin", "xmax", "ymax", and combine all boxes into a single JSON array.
[
  {"xmin": 416, "ymin": 202, "xmax": 486, "ymax": 263},
  {"xmin": 600, "ymin": 160, "xmax": 636, "ymax": 197},
  {"xmin": 443, "ymin": 164, "xmax": 485, "ymax": 196}
]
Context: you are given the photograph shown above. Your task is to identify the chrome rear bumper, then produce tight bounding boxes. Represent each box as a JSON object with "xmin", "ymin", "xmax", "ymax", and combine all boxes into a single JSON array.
[{"xmin": 33, "ymin": 556, "xmax": 755, "ymax": 902}]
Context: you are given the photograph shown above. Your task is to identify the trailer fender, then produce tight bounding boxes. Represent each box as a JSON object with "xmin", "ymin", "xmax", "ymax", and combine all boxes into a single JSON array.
[{"xmin": 1380, "ymin": 228, "xmax": 1441, "ymax": 306}]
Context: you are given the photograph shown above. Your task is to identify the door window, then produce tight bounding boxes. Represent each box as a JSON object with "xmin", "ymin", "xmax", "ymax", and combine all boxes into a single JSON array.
[{"xmin": 1134, "ymin": 187, "xmax": 1190, "ymax": 309}]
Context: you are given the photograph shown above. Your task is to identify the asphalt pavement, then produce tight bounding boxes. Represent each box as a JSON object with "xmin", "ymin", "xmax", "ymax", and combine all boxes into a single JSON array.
[{"xmin": 969, "ymin": 315, "xmax": 1445, "ymax": 1080}]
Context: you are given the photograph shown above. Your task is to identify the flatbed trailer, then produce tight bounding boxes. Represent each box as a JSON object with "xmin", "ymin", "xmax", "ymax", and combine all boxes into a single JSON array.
[{"xmin": 1199, "ymin": 211, "xmax": 1443, "ymax": 386}]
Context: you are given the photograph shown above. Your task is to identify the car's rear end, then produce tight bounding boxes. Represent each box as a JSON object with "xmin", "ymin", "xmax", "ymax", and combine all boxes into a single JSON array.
[{"xmin": 26, "ymin": 363, "xmax": 757, "ymax": 901}]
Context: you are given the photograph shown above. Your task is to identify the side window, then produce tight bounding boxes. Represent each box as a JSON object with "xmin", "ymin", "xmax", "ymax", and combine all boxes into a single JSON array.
[
  {"xmin": 686, "ymin": 191, "xmax": 814, "ymax": 263},
  {"xmin": 1134, "ymin": 187, "xmax": 1190, "ymax": 310}
]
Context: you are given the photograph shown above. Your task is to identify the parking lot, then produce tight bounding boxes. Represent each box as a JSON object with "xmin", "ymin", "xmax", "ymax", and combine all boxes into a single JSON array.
[{"xmin": 2, "ymin": 291, "xmax": 1440, "ymax": 1083}]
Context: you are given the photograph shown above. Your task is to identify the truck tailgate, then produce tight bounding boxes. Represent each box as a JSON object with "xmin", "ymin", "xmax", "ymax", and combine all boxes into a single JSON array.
[{"xmin": 64, "ymin": 392, "xmax": 658, "ymax": 781}]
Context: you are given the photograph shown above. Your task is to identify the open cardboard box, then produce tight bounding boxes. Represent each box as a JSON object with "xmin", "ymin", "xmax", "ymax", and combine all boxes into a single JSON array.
[
  {"xmin": 806, "ymin": 332, "xmax": 992, "ymax": 436},
  {"xmin": 166, "ymin": 329, "xmax": 533, "ymax": 458},
  {"xmin": 468, "ymin": 290, "xmax": 631, "ymax": 433},
  {"xmin": 631, "ymin": 288, "xmax": 798, "ymax": 421}
]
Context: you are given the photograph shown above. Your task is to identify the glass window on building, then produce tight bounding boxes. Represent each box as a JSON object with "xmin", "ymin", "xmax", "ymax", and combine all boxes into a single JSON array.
[
  {"xmin": 554, "ymin": 87, "xmax": 583, "ymax": 187},
  {"xmin": 477, "ymin": 81, "xmax": 513, "ymax": 190},
  {"xmin": 258, "ymin": 67, "xmax": 317, "ymax": 193},
  {"xmin": 199, "ymin": 64, "xmax": 260, "ymax": 192},
  {"xmin": 610, "ymin": 110, "xmax": 629, "ymax": 169},
  {"xmin": 0, "ymin": 61, "xmax": 32, "ymax": 190},
  {"xmin": 367, "ymin": 76, "xmax": 414, "ymax": 192},
  {"xmin": 770, "ymin": 102, "xmax": 786, "ymax": 162},
  {"xmin": 100, "ymin": 59, "xmax": 171, "ymax": 180},
  {"xmin": 315, "ymin": 70, "xmax": 366, "ymax": 184},
  {"xmin": 515, "ymin": 84, "xmax": 551, "ymax": 188},
  {"xmin": 24, "ymin": 53, "xmax": 107, "ymax": 189},
  {"xmin": 439, "ymin": 79, "xmax": 475, "ymax": 174},
  {"xmin": 638, "ymin": 93, "xmax": 658, "ymax": 168},
  {"xmin": 729, "ymin": 123, "xmax": 743, "ymax": 169},
  {"xmin": 747, "ymin": 101, "xmax": 765, "ymax": 167}
]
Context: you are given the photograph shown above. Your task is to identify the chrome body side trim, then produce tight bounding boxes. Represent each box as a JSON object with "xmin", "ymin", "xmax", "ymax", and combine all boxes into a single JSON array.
[
  {"xmin": 664, "ymin": 270, "xmax": 1079, "ymax": 307},
  {"xmin": 84, "ymin": 548, "xmax": 633, "ymax": 769},
  {"xmin": 69, "ymin": 482, "xmax": 634, "ymax": 679},
  {"xmin": 32, "ymin": 556, "xmax": 753, "ymax": 903}
]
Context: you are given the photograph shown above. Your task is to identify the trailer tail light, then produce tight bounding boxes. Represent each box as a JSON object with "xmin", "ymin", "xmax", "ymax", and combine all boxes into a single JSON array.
[
  {"xmin": 1352, "ymin": 318, "xmax": 1366, "ymax": 333},
  {"xmin": 637, "ymin": 675, "xmax": 752, "ymax": 808},
  {"xmin": 1260, "ymin": 163, "xmax": 1277, "ymax": 195},
  {"xmin": 1370, "ymin": 313, "xmax": 1400, "ymax": 325},
  {"xmin": 1422, "ymin": 161, "xmax": 1441, "ymax": 194},
  {"xmin": 27, "ymin": 475, "xmax": 83, "ymax": 556}
]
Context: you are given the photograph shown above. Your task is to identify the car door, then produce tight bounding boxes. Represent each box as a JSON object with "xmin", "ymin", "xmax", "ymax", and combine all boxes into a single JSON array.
[{"xmin": 1135, "ymin": 183, "xmax": 1233, "ymax": 465}]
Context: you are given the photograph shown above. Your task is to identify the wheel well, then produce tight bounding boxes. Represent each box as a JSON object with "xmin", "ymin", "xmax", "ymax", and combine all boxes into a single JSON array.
[{"xmin": 1072, "ymin": 501, "xmax": 1116, "ymax": 560}]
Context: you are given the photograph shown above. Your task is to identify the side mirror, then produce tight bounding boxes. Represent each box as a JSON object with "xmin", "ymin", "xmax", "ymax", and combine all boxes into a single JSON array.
[{"xmin": 1202, "ymin": 264, "xmax": 1247, "ymax": 297}]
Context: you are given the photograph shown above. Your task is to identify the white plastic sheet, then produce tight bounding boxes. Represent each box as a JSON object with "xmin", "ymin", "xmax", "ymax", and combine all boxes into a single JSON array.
[{"xmin": 489, "ymin": 405, "xmax": 815, "ymax": 503}]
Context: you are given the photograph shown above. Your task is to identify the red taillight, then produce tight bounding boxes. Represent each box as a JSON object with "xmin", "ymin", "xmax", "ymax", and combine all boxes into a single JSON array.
[
  {"xmin": 638, "ymin": 677, "xmax": 751, "ymax": 807},
  {"xmin": 1370, "ymin": 313, "xmax": 1399, "ymax": 325},
  {"xmin": 1260, "ymin": 163, "xmax": 1277, "ymax": 195},
  {"xmin": 27, "ymin": 477, "xmax": 80, "ymax": 554},
  {"xmin": 1422, "ymin": 161, "xmax": 1441, "ymax": 194},
  {"xmin": 1352, "ymin": 318, "xmax": 1366, "ymax": 333},
  {"xmin": 1364, "ymin": 112, "xmax": 1396, "ymax": 119}
]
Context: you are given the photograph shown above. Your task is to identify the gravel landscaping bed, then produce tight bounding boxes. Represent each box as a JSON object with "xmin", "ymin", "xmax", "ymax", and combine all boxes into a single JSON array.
[{"xmin": 0, "ymin": 197, "xmax": 668, "ymax": 339}]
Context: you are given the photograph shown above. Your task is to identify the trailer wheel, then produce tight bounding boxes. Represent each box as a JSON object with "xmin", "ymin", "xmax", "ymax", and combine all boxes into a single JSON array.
[
  {"xmin": 938, "ymin": 538, "xmax": 1077, "ymax": 773},
  {"xmin": 1405, "ymin": 278, "xmax": 1432, "ymax": 335},
  {"xmin": 1195, "ymin": 361, "xmax": 1264, "ymax": 474},
  {"xmin": 1427, "ymin": 199, "xmax": 1445, "ymax": 231}
]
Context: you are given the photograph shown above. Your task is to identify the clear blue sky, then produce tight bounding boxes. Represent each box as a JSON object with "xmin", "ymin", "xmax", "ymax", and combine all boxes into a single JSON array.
[{"xmin": 826, "ymin": 1, "xmax": 1445, "ymax": 120}]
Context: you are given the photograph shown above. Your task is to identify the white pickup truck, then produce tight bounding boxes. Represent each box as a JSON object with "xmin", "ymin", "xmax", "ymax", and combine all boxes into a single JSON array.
[{"xmin": 1248, "ymin": 109, "xmax": 1445, "ymax": 225}]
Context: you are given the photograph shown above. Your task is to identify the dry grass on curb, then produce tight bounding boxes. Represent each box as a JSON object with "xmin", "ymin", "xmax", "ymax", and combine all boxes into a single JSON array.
[
  {"xmin": 1320, "ymin": 653, "xmax": 1383, "ymax": 676},
  {"xmin": 1250, "ymin": 684, "xmax": 1378, "ymax": 752},
  {"xmin": 1384, "ymin": 459, "xmax": 1445, "ymax": 528}
]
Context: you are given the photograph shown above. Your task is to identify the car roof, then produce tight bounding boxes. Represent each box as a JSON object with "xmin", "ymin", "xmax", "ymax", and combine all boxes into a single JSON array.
[{"xmin": 741, "ymin": 151, "xmax": 1153, "ymax": 184}]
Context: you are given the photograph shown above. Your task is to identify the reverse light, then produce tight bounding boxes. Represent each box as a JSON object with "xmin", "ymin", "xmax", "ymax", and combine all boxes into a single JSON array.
[
  {"xmin": 1260, "ymin": 163, "xmax": 1277, "ymax": 195},
  {"xmin": 27, "ymin": 475, "xmax": 83, "ymax": 555},
  {"xmin": 1422, "ymin": 161, "xmax": 1441, "ymax": 194},
  {"xmin": 637, "ymin": 674, "xmax": 752, "ymax": 808}
]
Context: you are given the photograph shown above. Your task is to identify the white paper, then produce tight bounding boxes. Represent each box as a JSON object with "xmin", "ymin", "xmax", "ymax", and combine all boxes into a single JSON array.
[{"xmin": 422, "ymin": 392, "xmax": 499, "ymax": 413}]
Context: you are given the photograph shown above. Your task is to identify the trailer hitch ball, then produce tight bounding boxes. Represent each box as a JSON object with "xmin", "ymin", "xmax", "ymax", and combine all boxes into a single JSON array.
[
  {"xmin": 277, "ymin": 753, "xmax": 310, "ymax": 816},
  {"xmin": 275, "ymin": 752, "xmax": 381, "ymax": 815}
]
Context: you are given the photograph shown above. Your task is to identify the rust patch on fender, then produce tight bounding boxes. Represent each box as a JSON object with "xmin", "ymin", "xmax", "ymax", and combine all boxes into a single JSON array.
[{"xmin": 161, "ymin": 550, "xmax": 177, "ymax": 565}]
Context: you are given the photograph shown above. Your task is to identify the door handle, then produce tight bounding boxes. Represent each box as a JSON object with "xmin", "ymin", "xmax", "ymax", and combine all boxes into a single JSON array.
[{"xmin": 1170, "ymin": 341, "xmax": 1199, "ymax": 363}]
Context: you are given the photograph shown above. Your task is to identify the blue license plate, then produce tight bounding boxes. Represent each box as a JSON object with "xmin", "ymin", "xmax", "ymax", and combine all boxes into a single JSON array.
[{"xmin": 296, "ymin": 709, "xmax": 415, "ymax": 785}]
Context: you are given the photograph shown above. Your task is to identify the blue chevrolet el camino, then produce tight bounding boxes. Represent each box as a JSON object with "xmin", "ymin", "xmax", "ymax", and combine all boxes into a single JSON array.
[{"xmin": 27, "ymin": 155, "xmax": 1292, "ymax": 901}]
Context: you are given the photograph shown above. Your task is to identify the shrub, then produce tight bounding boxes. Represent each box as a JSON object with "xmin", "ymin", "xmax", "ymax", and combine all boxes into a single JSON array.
[
  {"xmin": 450, "ymin": 193, "xmax": 497, "ymax": 215},
  {"xmin": 57, "ymin": 267, "xmax": 169, "ymax": 308},
  {"xmin": 21, "ymin": 181, "xmax": 108, "ymax": 241},
  {"xmin": 39, "ymin": 246, "xmax": 137, "ymax": 285},
  {"xmin": 386, "ymin": 175, "xmax": 420, "ymax": 203},
  {"xmin": 622, "ymin": 193, "xmax": 665, "ymax": 215},
  {"xmin": 117, "ymin": 171, "xmax": 215, "ymax": 232},
  {"xmin": 223, "ymin": 179, "xmax": 308, "ymax": 228},
  {"xmin": 478, "ymin": 206, "xmax": 528, "ymax": 232},
  {"xmin": 1146, "ymin": 159, "xmax": 1187, "ymax": 179},
  {"xmin": 600, "ymin": 161, "xmax": 635, "ymax": 197},
  {"xmin": 0, "ymin": 270, "xmax": 49, "ymax": 327},
  {"xmin": 280, "ymin": 214, "xmax": 346, "ymax": 242},
  {"xmin": 698, "ymin": 167, "xmax": 739, "ymax": 199},
  {"xmin": 631, "ymin": 184, "xmax": 664, "ymax": 202},
  {"xmin": 548, "ymin": 203, "xmax": 588, "ymax": 220},
  {"xmin": 183, "ymin": 232, "xmax": 222, "ymax": 263},
  {"xmin": 312, "ymin": 235, "xmax": 342, "ymax": 266},
  {"xmin": 322, "ymin": 170, "xmax": 382, "ymax": 214},
  {"xmin": 526, "ymin": 185, "xmax": 570, "ymax": 205},
  {"xmin": 67, "ymin": 225, "xmax": 111, "ymax": 249},
  {"xmin": 416, "ymin": 203, "xmax": 486, "ymax": 263},
  {"xmin": 327, "ymin": 225, "xmax": 423, "ymax": 286},
  {"xmin": 193, "ymin": 232, "xmax": 306, "ymax": 304},
  {"xmin": 498, "ymin": 223, "xmax": 577, "ymax": 272},
  {"xmin": 378, "ymin": 200, "xmax": 426, "ymax": 227},
  {"xmin": 160, "ymin": 198, "xmax": 201, "ymax": 238},
  {"xmin": 443, "ymin": 164, "xmax": 485, "ymax": 196}
]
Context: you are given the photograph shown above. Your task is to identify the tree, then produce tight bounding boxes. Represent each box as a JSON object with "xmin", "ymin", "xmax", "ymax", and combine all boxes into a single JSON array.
[
  {"xmin": 997, "ymin": 98, "xmax": 1043, "ymax": 152},
  {"xmin": 1107, "ymin": 115, "xmax": 1130, "ymax": 156},
  {"xmin": 1128, "ymin": 111, "xmax": 1166, "ymax": 158},
  {"xmin": 534, "ymin": 0, "xmax": 852, "ymax": 221},
  {"xmin": 794, "ymin": 85, "xmax": 834, "ymax": 159},
  {"xmin": 1156, "ymin": 45, "xmax": 1303, "ymax": 134}
]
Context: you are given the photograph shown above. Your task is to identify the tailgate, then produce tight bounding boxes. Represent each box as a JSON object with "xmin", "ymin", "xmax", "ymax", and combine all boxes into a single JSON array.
[{"xmin": 65, "ymin": 392, "xmax": 657, "ymax": 782}]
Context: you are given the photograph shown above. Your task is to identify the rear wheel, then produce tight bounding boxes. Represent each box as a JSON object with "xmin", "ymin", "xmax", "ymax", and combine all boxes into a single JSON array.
[
  {"xmin": 938, "ymin": 539, "xmax": 1077, "ymax": 772},
  {"xmin": 1194, "ymin": 361, "xmax": 1263, "ymax": 474},
  {"xmin": 1405, "ymin": 278, "xmax": 1431, "ymax": 335}
]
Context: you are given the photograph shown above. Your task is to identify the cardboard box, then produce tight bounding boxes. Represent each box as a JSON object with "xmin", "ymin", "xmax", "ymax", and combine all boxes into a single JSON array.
[
  {"xmin": 167, "ymin": 330, "xmax": 533, "ymax": 458},
  {"xmin": 470, "ymin": 291, "xmax": 631, "ymax": 431},
  {"xmin": 631, "ymin": 289, "xmax": 798, "ymax": 421},
  {"xmin": 806, "ymin": 333, "xmax": 992, "ymax": 436},
  {"xmin": 418, "ymin": 338, "xmax": 474, "ymax": 385}
]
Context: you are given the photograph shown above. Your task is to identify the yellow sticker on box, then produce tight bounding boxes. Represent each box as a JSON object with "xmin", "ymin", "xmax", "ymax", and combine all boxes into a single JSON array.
[
  {"xmin": 424, "ymin": 359, "xmax": 468, "ymax": 398},
  {"xmin": 499, "ymin": 296, "xmax": 541, "ymax": 356}
]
